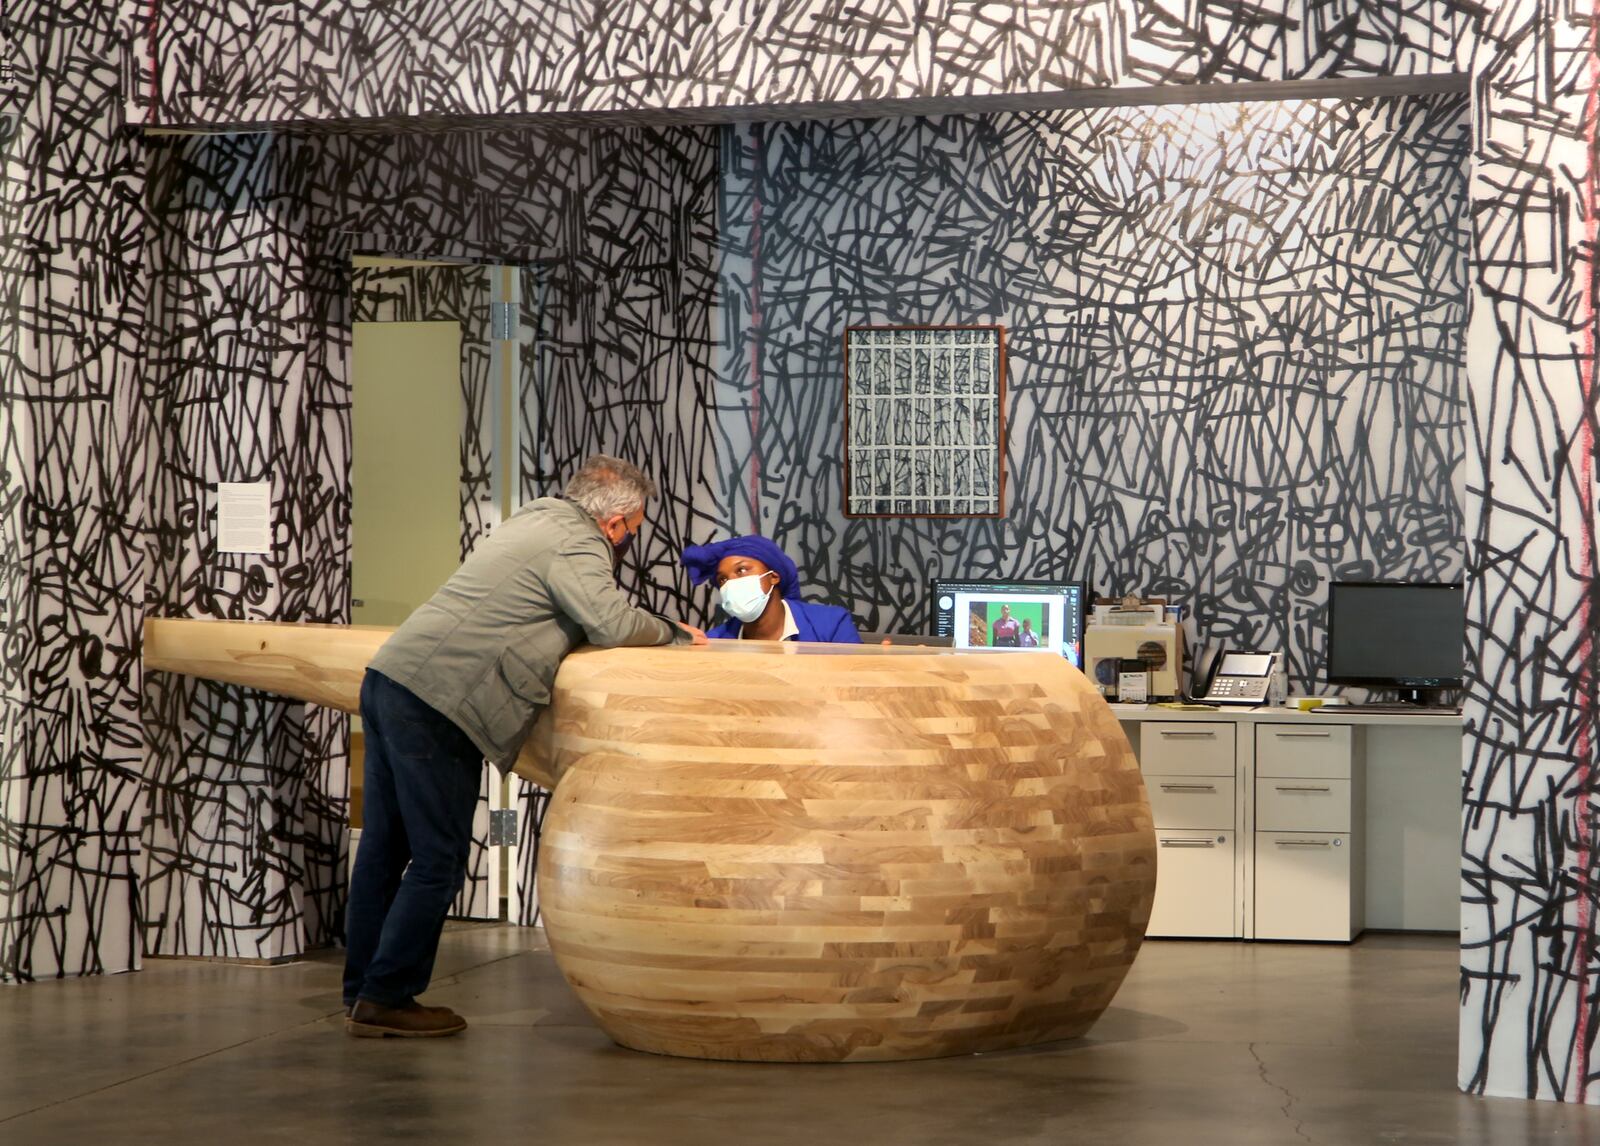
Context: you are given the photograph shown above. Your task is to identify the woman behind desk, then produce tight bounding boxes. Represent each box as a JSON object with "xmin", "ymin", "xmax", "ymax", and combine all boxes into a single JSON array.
[{"xmin": 681, "ymin": 536, "xmax": 862, "ymax": 643}]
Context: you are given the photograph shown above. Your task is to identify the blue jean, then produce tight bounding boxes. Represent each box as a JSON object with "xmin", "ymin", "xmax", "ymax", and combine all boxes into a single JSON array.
[{"xmin": 343, "ymin": 669, "xmax": 484, "ymax": 1008}]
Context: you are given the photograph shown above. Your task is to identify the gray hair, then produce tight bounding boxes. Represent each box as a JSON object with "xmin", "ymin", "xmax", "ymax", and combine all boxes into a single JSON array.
[{"xmin": 563, "ymin": 455, "xmax": 658, "ymax": 520}]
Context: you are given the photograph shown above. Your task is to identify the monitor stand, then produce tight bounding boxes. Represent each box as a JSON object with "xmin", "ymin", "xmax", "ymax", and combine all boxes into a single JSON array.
[
  {"xmin": 1334, "ymin": 687, "xmax": 1459, "ymax": 715},
  {"xmin": 1396, "ymin": 686, "xmax": 1449, "ymax": 708}
]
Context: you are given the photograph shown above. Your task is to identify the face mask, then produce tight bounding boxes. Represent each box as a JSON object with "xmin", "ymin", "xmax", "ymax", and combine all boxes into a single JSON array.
[
  {"xmin": 718, "ymin": 573, "xmax": 774, "ymax": 623},
  {"xmin": 610, "ymin": 525, "xmax": 635, "ymax": 571}
]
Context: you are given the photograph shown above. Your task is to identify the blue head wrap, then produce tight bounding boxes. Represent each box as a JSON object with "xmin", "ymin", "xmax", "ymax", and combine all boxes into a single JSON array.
[{"xmin": 681, "ymin": 536, "xmax": 801, "ymax": 600}]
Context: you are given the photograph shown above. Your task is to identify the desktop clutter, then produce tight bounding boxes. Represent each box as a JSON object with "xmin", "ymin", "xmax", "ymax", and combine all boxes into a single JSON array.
[
  {"xmin": 1081, "ymin": 584, "xmax": 1464, "ymax": 713},
  {"xmin": 926, "ymin": 577, "xmax": 1462, "ymax": 712},
  {"xmin": 1084, "ymin": 593, "xmax": 1290, "ymax": 709},
  {"xmin": 1084, "ymin": 595, "xmax": 1188, "ymax": 702},
  {"xmin": 941, "ymin": 585, "xmax": 1277, "ymax": 707}
]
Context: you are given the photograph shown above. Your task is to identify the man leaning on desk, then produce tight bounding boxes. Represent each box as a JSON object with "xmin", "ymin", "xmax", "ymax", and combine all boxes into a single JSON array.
[{"xmin": 344, "ymin": 455, "xmax": 707, "ymax": 1039}]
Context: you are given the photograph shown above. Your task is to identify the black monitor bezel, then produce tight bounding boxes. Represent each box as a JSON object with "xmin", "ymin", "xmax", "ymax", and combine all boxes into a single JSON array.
[
  {"xmin": 1325, "ymin": 579, "xmax": 1465, "ymax": 689},
  {"xmin": 928, "ymin": 577, "xmax": 1091, "ymax": 655}
]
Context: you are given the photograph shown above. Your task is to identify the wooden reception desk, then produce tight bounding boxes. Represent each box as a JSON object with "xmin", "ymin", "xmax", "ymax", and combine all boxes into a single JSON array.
[
  {"xmin": 145, "ymin": 619, "xmax": 1157, "ymax": 1062},
  {"xmin": 143, "ymin": 618, "xmax": 565, "ymax": 787}
]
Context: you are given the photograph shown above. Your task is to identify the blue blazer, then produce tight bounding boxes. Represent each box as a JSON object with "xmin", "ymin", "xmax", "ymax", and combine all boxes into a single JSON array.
[{"xmin": 708, "ymin": 599, "xmax": 862, "ymax": 643}]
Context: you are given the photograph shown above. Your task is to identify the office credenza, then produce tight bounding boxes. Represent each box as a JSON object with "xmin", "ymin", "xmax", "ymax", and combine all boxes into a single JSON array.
[{"xmin": 1111, "ymin": 705, "xmax": 1462, "ymax": 942}]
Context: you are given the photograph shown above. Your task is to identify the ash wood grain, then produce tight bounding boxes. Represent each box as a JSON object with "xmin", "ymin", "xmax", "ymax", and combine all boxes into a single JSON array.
[
  {"xmin": 142, "ymin": 621, "xmax": 1157, "ymax": 1062},
  {"xmin": 143, "ymin": 618, "xmax": 387, "ymax": 713},
  {"xmin": 142, "ymin": 617, "xmax": 560, "ymax": 786},
  {"xmin": 536, "ymin": 642, "xmax": 1155, "ymax": 1062}
]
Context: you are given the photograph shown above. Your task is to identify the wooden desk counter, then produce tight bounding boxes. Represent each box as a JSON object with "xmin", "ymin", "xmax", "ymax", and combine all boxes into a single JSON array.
[{"xmin": 144, "ymin": 620, "xmax": 1157, "ymax": 1062}]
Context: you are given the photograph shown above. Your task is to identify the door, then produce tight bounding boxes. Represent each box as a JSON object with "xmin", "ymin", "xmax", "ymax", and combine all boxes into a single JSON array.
[{"xmin": 351, "ymin": 316, "xmax": 503, "ymax": 920}]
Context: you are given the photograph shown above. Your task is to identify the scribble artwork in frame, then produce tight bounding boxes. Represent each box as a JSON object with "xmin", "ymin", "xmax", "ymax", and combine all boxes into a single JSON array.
[{"xmin": 843, "ymin": 324, "xmax": 1007, "ymax": 518}]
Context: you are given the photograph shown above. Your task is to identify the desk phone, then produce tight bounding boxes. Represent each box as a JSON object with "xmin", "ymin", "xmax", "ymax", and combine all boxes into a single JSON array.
[{"xmin": 1196, "ymin": 650, "xmax": 1278, "ymax": 705}]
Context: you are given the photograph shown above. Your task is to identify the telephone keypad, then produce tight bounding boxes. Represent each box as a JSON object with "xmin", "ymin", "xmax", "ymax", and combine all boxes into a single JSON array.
[{"xmin": 1206, "ymin": 677, "xmax": 1269, "ymax": 700}]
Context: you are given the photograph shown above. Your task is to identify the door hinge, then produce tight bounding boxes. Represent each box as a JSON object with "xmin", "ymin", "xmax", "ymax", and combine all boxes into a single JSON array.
[
  {"xmin": 489, "ymin": 808, "xmax": 518, "ymax": 847},
  {"xmin": 489, "ymin": 301, "xmax": 518, "ymax": 341}
]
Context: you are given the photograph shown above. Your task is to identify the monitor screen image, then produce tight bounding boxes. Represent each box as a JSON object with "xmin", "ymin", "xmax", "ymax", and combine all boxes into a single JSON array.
[
  {"xmin": 1326, "ymin": 581, "xmax": 1464, "ymax": 692},
  {"xmin": 930, "ymin": 579, "xmax": 1088, "ymax": 667}
]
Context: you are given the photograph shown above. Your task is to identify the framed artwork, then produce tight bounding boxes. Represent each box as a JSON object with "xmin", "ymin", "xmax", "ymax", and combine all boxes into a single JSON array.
[{"xmin": 843, "ymin": 324, "xmax": 1006, "ymax": 517}]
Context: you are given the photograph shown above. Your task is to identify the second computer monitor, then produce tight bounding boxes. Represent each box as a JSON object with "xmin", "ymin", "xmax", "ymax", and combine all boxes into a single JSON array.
[
  {"xmin": 1327, "ymin": 580, "xmax": 1464, "ymax": 704},
  {"xmin": 930, "ymin": 578, "xmax": 1089, "ymax": 667}
]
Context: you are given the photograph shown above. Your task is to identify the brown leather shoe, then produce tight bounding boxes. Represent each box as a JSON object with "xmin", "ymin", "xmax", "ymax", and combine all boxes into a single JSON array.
[
  {"xmin": 345, "ymin": 1000, "xmax": 460, "ymax": 1020},
  {"xmin": 346, "ymin": 999, "xmax": 467, "ymax": 1038}
]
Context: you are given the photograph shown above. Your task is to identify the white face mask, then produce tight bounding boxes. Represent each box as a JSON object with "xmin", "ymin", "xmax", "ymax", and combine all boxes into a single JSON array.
[{"xmin": 718, "ymin": 573, "xmax": 774, "ymax": 623}]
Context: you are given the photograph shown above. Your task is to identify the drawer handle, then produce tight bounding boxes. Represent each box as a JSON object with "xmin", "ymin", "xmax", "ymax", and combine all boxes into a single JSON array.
[
  {"xmin": 1160, "ymin": 783, "xmax": 1218, "ymax": 792},
  {"xmin": 1160, "ymin": 839, "xmax": 1218, "ymax": 849},
  {"xmin": 1158, "ymin": 731, "xmax": 1217, "ymax": 738},
  {"xmin": 1273, "ymin": 785, "xmax": 1332, "ymax": 793},
  {"xmin": 1274, "ymin": 839, "xmax": 1333, "ymax": 848},
  {"xmin": 1273, "ymin": 732, "xmax": 1333, "ymax": 738}
]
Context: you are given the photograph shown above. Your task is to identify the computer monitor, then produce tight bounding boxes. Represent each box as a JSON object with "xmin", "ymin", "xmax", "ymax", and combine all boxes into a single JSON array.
[
  {"xmin": 1326, "ymin": 580, "xmax": 1464, "ymax": 704},
  {"xmin": 930, "ymin": 578, "xmax": 1089, "ymax": 667}
]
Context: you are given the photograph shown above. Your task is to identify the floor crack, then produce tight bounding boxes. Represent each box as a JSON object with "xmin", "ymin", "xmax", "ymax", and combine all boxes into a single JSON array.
[{"xmin": 1248, "ymin": 1042, "xmax": 1321, "ymax": 1146}]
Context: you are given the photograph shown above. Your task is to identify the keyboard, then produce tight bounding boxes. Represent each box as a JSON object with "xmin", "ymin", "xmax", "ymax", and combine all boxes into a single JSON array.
[{"xmin": 1312, "ymin": 703, "xmax": 1460, "ymax": 715}]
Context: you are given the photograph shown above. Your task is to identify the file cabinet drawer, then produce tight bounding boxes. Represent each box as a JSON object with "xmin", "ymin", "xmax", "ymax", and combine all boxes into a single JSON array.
[
  {"xmin": 1148, "ymin": 830, "xmax": 1236, "ymax": 939},
  {"xmin": 1147, "ymin": 776, "xmax": 1236, "ymax": 830},
  {"xmin": 1256, "ymin": 724, "xmax": 1352, "ymax": 779},
  {"xmin": 1140, "ymin": 723, "xmax": 1236, "ymax": 777},
  {"xmin": 1255, "ymin": 778, "xmax": 1352, "ymax": 833},
  {"xmin": 1254, "ymin": 832, "xmax": 1356, "ymax": 941}
]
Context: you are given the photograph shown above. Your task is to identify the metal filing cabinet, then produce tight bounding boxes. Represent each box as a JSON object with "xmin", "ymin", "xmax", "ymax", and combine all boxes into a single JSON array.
[
  {"xmin": 1139, "ymin": 723, "xmax": 1240, "ymax": 938},
  {"xmin": 1253, "ymin": 724, "xmax": 1366, "ymax": 942}
]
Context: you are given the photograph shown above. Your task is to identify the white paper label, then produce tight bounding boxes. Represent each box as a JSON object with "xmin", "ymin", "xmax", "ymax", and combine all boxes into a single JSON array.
[
  {"xmin": 1118, "ymin": 671, "xmax": 1149, "ymax": 702},
  {"xmin": 217, "ymin": 482, "xmax": 273, "ymax": 554}
]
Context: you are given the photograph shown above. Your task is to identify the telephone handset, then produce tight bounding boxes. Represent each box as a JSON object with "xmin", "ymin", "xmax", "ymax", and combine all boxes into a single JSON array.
[{"xmin": 1195, "ymin": 649, "xmax": 1279, "ymax": 705}]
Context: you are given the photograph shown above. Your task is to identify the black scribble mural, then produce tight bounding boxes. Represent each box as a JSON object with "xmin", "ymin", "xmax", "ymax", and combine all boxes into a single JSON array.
[
  {"xmin": 140, "ymin": 128, "xmax": 352, "ymax": 959},
  {"xmin": 140, "ymin": 685, "xmax": 316, "ymax": 958},
  {"xmin": 302, "ymin": 125, "xmax": 720, "ymax": 618},
  {"xmin": 1457, "ymin": 3, "xmax": 1600, "ymax": 1104},
  {"xmin": 0, "ymin": 4, "xmax": 149, "ymax": 981},
  {"xmin": 719, "ymin": 97, "xmax": 1469, "ymax": 694},
  {"xmin": 19, "ymin": 0, "xmax": 1600, "ymax": 1109},
  {"xmin": 10, "ymin": 6, "xmax": 1477, "ymax": 979},
  {"xmin": 126, "ymin": 1, "xmax": 1475, "ymax": 129},
  {"xmin": 0, "ymin": 95, "xmax": 26, "ymax": 977}
]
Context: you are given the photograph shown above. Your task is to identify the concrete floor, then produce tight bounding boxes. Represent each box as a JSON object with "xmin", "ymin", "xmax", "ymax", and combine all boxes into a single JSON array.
[{"xmin": 2, "ymin": 929, "xmax": 1597, "ymax": 1145}]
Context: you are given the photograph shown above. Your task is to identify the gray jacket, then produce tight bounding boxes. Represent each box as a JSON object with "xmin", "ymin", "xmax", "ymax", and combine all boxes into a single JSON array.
[{"xmin": 369, "ymin": 497, "xmax": 681, "ymax": 772}]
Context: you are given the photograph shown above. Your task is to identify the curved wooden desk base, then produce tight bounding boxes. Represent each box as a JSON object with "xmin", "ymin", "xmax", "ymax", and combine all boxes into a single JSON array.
[
  {"xmin": 535, "ymin": 642, "xmax": 1155, "ymax": 1063},
  {"xmin": 143, "ymin": 621, "xmax": 1156, "ymax": 1062}
]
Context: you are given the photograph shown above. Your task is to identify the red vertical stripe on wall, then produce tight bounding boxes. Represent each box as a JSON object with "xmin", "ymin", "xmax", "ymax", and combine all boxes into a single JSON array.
[
  {"xmin": 1575, "ymin": 2, "xmax": 1600, "ymax": 1103},
  {"xmin": 747, "ymin": 123, "xmax": 762, "ymax": 530},
  {"xmin": 146, "ymin": 0, "xmax": 162, "ymax": 125}
]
